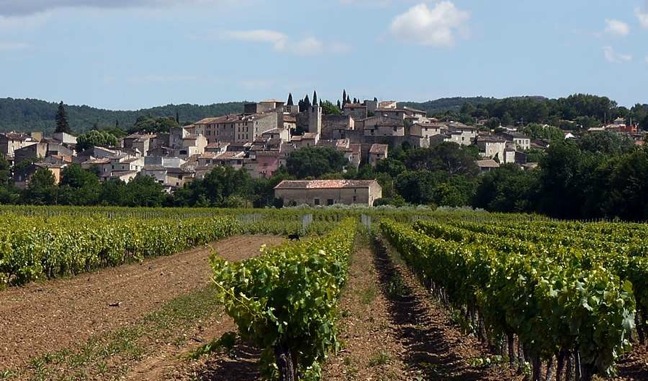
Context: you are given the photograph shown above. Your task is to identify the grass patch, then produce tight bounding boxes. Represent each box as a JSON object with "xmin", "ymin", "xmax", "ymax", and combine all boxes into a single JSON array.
[
  {"xmin": 368, "ymin": 350, "xmax": 391, "ymax": 367},
  {"xmin": 359, "ymin": 284, "xmax": 378, "ymax": 305},
  {"xmin": 2, "ymin": 284, "xmax": 224, "ymax": 381}
]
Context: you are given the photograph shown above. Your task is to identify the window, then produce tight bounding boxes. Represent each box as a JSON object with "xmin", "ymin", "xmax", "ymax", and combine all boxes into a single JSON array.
[
  {"xmin": 314, "ymin": 198, "xmax": 320, "ymax": 206},
  {"xmin": 327, "ymin": 199, "xmax": 334, "ymax": 206},
  {"xmin": 353, "ymin": 196, "xmax": 357, "ymax": 202}
]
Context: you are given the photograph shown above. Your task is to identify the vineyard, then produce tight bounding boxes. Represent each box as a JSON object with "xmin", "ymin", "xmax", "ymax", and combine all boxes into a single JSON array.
[{"xmin": 1, "ymin": 206, "xmax": 648, "ymax": 380}]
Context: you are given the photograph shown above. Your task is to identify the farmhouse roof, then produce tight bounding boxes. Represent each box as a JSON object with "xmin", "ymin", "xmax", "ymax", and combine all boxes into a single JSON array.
[{"xmin": 274, "ymin": 179, "xmax": 378, "ymax": 190}]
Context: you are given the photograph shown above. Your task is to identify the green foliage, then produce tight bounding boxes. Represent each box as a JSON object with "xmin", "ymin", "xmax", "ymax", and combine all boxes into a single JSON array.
[
  {"xmin": 320, "ymin": 101, "xmax": 341, "ymax": 115},
  {"xmin": 22, "ymin": 168, "xmax": 57, "ymax": 205},
  {"xmin": 0, "ymin": 154, "xmax": 11, "ymax": 187},
  {"xmin": 578, "ymin": 131, "xmax": 635, "ymax": 155},
  {"xmin": 0, "ymin": 98, "xmax": 244, "ymax": 134},
  {"xmin": 519, "ymin": 123, "xmax": 564, "ymax": 142},
  {"xmin": 212, "ymin": 219, "xmax": 357, "ymax": 380},
  {"xmin": 473, "ymin": 164, "xmax": 538, "ymax": 212},
  {"xmin": 382, "ymin": 218, "xmax": 637, "ymax": 380},
  {"xmin": 129, "ymin": 115, "xmax": 180, "ymax": 134},
  {"xmin": 76, "ymin": 130, "xmax": 119, "ymax": 152},
  {"xmin": 174, "ymin": 166, "xmax": 252, "ymax": 207},
  {"xmin": 0, "ymin": 212, "xmax": 241, "ymax": 286},
  {"xmin": 286, "ymin": 147, "xmax": 348, "ymax": 179},
  {"xmin": 58, "ymin": 164, "xmax": 101, "ymax": 205},
  {"xmin": 55, "ymin": 101, "xmax": 71, "ymax": 134}
]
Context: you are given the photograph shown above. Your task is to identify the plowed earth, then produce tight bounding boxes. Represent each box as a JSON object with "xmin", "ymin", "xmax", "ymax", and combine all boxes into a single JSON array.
[{"xmin": 0, "ymin": 235, "xmax": 283, "ymax": 373}]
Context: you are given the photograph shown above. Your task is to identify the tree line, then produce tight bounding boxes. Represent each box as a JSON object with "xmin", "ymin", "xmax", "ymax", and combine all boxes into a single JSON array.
[
  {"xmin": 2, "ymin": 134, "xmax": 648, "ymax": 221},
  {"xmin": 0, "ymin": 98, "xmax": 245, "ymax": 134}
]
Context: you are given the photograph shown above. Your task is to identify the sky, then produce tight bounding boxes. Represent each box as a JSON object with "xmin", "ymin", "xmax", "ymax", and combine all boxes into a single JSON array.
[{"xmin": 0, "ymin": 0, "xmax": 647, "ymax": 110}]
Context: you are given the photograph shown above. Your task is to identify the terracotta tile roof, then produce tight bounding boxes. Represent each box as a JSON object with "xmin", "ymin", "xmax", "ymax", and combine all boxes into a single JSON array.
[
  {"xmin": 476, "ymin": 159, "xmax": 500, "ymax": 168},
  {"xmin": 369, "ymin": 144, "xmax": 388, "ymax": 155},
  {"xmin": 274, "ymin": 179, "xmax": 378, "ymax": 190}
]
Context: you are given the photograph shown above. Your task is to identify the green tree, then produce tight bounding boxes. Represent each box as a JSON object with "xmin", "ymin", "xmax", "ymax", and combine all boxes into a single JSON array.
[
  {"xmin": 286, "ymin": 147, "xmax": 348, "ymax": 179},
  {"xmin": 22, "ymin": 168, "xmax": 57, "ymax": 204},
  {"xmin": 473, "ymin": 164, "xmax": 538, "ymax": 212},
  {"xmin": 99, "ymin": 179, "xmax": 127, "ymax": 206},
  {"xmin": 321, "ymin": 101, "xmax": 341, "ymax": 115},
  {"xmin": 76, "ymin": 130, "xmax": 119, "ymax": 152},
  {"xmin": 287, "ymin": 93, "xmax": 294, "ymax": 106},
  {"xmin": 55, "ymin": 101, "xmax": 71, "ymax": 134},
  {"xmin": 129, "ymin": 116, "xmax": 179, "ymax": 134},
  {"xmin": 0, "ymin": 154, "xmax": 11, "ymax": 187},
  {"xmin": 123, "ymin": 175, "xmax": 165, "ymax": 207},
  {"xmin": 578, "ymin": 131, "xmax": 634, "ymax": 155},
  {"xmin": 58, "ymin": 164, "xmax": 101, "ymax": 205}
]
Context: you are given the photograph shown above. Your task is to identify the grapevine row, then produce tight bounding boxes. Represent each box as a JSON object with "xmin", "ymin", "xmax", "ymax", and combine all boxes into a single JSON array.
[
  {"xmin": 0, "ymin": 214, "xmax": 242, "ymax": 286},
  {"xmin": 212, "ymin": 218, "xmax": 357, "ymax": 381},
  {"xmin": 380, "ymin": 219, "xmax": 634, "ymax": 381}
]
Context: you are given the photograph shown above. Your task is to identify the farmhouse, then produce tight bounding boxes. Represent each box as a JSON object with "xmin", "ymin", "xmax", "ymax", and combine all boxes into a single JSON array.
[{"xmin": 274, "ymin": 179, "xmax": 382, "ymax": 207}]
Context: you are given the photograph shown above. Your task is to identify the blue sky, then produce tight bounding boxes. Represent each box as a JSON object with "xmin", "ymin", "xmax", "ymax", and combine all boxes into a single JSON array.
[{"xmin": 0, "ymin": 0, "xmax": 647, "ymax": 110}]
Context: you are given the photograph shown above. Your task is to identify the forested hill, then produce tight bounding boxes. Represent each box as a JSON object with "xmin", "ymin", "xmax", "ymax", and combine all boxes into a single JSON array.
[
  {"xmin": 1, "ymin": 94, "xmax": 645, "ymax": 135},
  {"xmin": 0, "ymin": 96, "xmax": 500, "ymax": 134},
  {"xmin": 400, "ymin": 96, "xmax": 499, "ymax": 114},
  {"xmin": 0, "ymin": 98, "xmax": 246, "ymax": 134}
]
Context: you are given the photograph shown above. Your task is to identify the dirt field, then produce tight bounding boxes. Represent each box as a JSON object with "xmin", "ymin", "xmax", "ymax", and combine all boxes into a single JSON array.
[{"xmin": 0, "ymin": 235, "xmax": 284, "ymax": 371}]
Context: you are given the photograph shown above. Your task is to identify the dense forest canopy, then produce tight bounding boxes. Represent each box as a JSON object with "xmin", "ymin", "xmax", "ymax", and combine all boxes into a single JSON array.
[
  {"xmin": 0, "ymin": 98, "xmax": 246, "ymax": 134},
  {"xmin": 2, "ymin": 94, "xmax": 647, "ymax": 135}
]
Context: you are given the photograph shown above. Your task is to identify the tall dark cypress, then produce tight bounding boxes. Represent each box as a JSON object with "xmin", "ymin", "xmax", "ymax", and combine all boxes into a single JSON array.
[{"xmin": 55, "ymin": 101, "xmax": 71, "ymax": 134}]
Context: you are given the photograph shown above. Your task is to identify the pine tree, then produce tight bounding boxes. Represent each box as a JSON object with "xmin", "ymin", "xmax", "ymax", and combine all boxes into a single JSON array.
[
  {"xmin": 55, "ymin": 101, "xmax": 71, "ymax": 134},
  {"xmin": 312, "ymin": 91, "xmax": 318, "ymax": 106},
  {"xmin": 287, "ymin": 93, "xmax": 294, "ymax": 106}
]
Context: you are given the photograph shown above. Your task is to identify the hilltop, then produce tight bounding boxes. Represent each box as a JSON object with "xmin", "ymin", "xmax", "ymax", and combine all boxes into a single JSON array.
[{"xmin": 0, "ymin": 97, "xmax": 492, "ymax": 134}]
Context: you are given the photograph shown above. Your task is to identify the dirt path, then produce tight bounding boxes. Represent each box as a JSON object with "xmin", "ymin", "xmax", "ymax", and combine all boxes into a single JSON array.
[
  {"xmin": 339, "ymin": 236, "xmax": 520, "ymax": 381},
  {"xmin": 322, "ymin": 241, "xmax": 416, "ymax": 380},
  {"xmin": 0, "ymin": 235, "xmax": 284, "ymax": 370}
]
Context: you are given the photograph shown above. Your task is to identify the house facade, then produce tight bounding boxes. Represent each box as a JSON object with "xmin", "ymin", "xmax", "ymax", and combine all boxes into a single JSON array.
[{"xmin": 274, "ymin": 179, "xmax": 382, "ymax": 207}]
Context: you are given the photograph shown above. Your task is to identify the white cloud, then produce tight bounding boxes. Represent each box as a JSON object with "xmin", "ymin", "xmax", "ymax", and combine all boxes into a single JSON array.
[
  {"xmin": 218, "ymin": 29, "xmax": 349, "ymax": 56},
  {"xmin": 603, "ymin": 46, "xmax": 632, "ymax": 63},
  {"xmin": 221, "ymin": 30, "xmax": 287, "ymax": 51},
  {"xmin": 604, "ymin": 19, "xmax": 630, "ymax": 36},
  {"xmin": 0, "ymin": 41, "xmax": 30, "ymax": 51},
  {"xmin": 0, "ymin": 0, "xmax": 232, "ymax": 17},
  {"xmin": 389, "ymin": 1, "xmax": 470, "ymax": 47},
  {"xmin": 637, "ymin": 5, "xmax": 648, "ymax": 28}
]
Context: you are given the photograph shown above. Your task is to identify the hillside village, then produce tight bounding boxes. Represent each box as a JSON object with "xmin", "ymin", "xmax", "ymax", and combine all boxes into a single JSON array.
[{"xmin": 0, "ymin": 96, "xmax": 645, "ymax": 207}]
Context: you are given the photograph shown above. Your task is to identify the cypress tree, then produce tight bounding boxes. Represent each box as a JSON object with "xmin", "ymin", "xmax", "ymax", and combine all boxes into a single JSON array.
[
  {"xmin": 55, "ymin": 101, "xmax": 71, "ymax": 134},
  {"xmin": 342, "ymin": 90, "xmax": 347, "ymax": 105},
  {"xmin": 313, "ymin": 91, "xmax": 318, "ymax": 106},
  {"xmin": 304, "ymin": 95, "xmax": 311, "ymax": 109},
  {"xmin": 287, "ymin": 93, "xmax": 294, "ymax": 106}
]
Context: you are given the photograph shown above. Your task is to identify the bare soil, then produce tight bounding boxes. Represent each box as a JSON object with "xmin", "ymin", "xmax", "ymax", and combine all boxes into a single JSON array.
[
  {"xmin": 173, "ymin": 235, "xmax": 524, "ymax": 381},
  {"xmin": 322, "ymin": 243, "xmax": 415, "ymax": 380},
  {"xmin": 0, "ymin": 235, "xmax": 283, "ymax": 371},
  {"xmin": 368, "ymin": 236, "xmax": 521, "ymax": 381}
]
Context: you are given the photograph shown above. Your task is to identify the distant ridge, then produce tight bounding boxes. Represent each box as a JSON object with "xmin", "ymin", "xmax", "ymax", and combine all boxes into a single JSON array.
[{"xmin": 0, "ymin": 98, "xmax": 246, "ymax": 134}]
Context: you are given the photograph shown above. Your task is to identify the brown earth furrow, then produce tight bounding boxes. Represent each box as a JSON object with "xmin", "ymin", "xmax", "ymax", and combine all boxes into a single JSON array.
[{"xmin": 0, "ymin": 235, "xmax": 283, "ymax": 369}]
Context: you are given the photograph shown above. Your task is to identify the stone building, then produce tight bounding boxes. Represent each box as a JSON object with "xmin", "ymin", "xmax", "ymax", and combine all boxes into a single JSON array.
[{"xmin": 274, "ymin": 179, "xmax": 382, "ymax": 207}]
